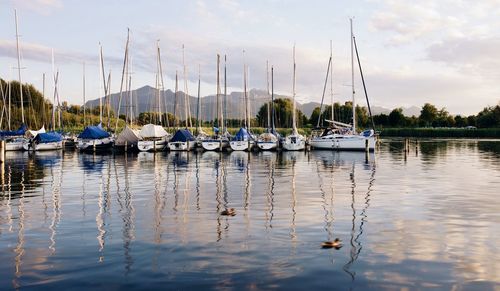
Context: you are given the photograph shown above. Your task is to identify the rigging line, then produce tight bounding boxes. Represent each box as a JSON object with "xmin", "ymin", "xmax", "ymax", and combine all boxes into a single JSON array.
[
  {"xmin": 316, "ymin": 55, "xmax": 332, "ymax": 128},
  {"xmin": 353, "ymin": 35, "xmax": 376, "ymax": 130},
  {"xmin": 115, "ymin": 28, "xmax": 130, "ymax": 131},
  {"xmin": 157, "ymin": 41, "xmax": 168, "ymax": 128}
]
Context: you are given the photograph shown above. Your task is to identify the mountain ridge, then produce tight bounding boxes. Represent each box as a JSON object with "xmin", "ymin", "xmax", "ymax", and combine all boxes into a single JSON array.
[{"xmin": 85, "ymin": 85, "xmax": 421, "ymax": 119}]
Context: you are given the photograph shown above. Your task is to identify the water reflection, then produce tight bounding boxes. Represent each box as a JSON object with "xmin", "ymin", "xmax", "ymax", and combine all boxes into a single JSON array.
[{"xmin": 0, "ymin": 140, "xmax": 499, "ymax": 289}]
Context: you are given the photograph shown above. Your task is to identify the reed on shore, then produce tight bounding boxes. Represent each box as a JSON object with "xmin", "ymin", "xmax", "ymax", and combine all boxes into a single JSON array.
[{"xmin": 379, "ymin": 128, "xmax": 500, "ymax": 138}]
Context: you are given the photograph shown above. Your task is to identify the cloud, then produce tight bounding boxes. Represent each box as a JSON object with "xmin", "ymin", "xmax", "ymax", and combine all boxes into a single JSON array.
[
  {"xmin": 9, "ymin": 0, "xmax": 63, "ymax": 15},
  {"xmin": 370, "ymin": 0, "xmax": 500, "ymax": 46},
  {"xmin": 426, "ymin": 36, "xmax": 500, "ymax": 78},
  {"xmin": 0, "ymin": 39, "xmax": 122, "ymax": 68}
]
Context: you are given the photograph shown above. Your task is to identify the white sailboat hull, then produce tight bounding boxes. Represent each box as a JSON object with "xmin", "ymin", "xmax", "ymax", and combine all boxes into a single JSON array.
[
  {"xmin": 310, "ymin": 134, "xmax": 375, "ymax": 151},
  {"xmin": 230, "ymin": 140, "xmax": 254, "ymax": 151},
  {"xmin": 283, "ymin": 135, "xmax": 306, "ymax": 151},
  {"xmin": 137, "ymin": 139, "xmax": 167, "ymax": 152},
  {"xmin": 5, "ymin": 138, "xmax": 26, "ymax": 151},
  {"xmin": 76, "ymin": 137, "xmax": 114, "ymax": 152},
  {"xmin": 168, "ymin": 141, "xmax": 196, "ymax": 151},
  {"xmin": 201, "ymin": 139, "xmax": 229, "ymax": 151},
  {"xmin": 257, "ymin": 141, "xmax": 278, "ymax": 150},
  {"xmin": 23, "ymin": 141, "xmax": 63, "ymax": 151}
]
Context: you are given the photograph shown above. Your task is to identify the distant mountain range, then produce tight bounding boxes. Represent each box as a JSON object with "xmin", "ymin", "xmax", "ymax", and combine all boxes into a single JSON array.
[{"xmin": 85, "ymin": 85, "xmax": 421, "ymax": 120}]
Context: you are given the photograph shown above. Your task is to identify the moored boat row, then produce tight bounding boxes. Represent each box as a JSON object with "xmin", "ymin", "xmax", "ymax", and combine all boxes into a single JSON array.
[{"xmin": 1, "ymin": 16, "xmax": 376, "ymax": 155}]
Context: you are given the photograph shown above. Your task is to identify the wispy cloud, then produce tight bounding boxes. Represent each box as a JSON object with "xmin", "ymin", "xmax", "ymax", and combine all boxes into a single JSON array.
[
  {"xmin": 426, "ymin": 36, "xmax": 500, "ymax": 78},
  {"xmin": 0, "ymin": 39, "xmax": 121, "ymax": 67},
  {"xmin": 370, "ymin": 0, "xmax": 500, "ymax": 46}
]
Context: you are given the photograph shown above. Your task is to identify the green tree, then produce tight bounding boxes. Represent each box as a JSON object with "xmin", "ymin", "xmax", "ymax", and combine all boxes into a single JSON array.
[
  {"xmin": 454, "ymin": 115, "xmax": 468, "ymax": 127},
  {"xmin": 388, "ymin": 108, "xmax": 405, "ymax": 127},
  {"xmin": 419, "ymin": 103, "xmax": 438, "ymax": 127},
  {"xmin": 256, "ymin": 98, "xmax": 306, "ymax": 128},
  {"xmin": 309, "ymin": 107, "xmax": 321, "ymax": 127},
  {"xmin": 476, "ymin": 105, "xmax": 500, "ymax": 128}
]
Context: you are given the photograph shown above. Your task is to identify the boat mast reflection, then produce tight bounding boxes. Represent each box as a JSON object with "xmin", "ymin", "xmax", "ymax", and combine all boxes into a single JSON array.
[
  {"xmin": 13, "ymin": 171, "xmax": 26, "ymax": 289},
  {"xmin": 264, "ymin": 152, "xmax": 276, "ymax": 231},
  {"xmin": 343, "ymin": 158, "xmax": 376, "ymax": 284}
]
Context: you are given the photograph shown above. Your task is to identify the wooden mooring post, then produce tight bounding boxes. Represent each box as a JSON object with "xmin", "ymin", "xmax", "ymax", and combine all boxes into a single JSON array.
[{"xmin": 0, "ymin": 140, "xmax": 5, "ymax": 163}]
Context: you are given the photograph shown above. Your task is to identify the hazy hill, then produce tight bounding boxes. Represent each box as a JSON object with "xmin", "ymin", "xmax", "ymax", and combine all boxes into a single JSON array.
[
  {"xmin": 85, "ymin": 85, "xmax": 320, "ymax": 120},
  {"xmin": 84, "ymin": 85, "xmax": 422, "ymax": 120}
]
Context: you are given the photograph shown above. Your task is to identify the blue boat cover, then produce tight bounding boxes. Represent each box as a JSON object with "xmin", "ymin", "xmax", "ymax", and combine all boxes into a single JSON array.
[
  {"xmin": 0, "ymin": 124, "xmax": 27, "ymax": 137},
  {"xmin": 232, "ymin": 127, "xmax": 251, "ymax": 141},
  {"xmin": 78, "ymin": 124, "xmax": 110, "ymax": 139},
  {"xmin": 34, "ymin": 132, "xmax": 63, "ymax": 143},
  {"xmin": 361, "ymin": 129, "xmax": 374, "ymax": 137},
  {"xmin": 170, "ymin": 129, "xmax": 195, "ymax": 142}
]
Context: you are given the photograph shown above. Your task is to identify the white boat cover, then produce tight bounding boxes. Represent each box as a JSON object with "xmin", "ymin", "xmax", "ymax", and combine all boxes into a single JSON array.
[
  {"xmin": 258, "ymin": 132, "xmax": 278, "ymax": 142},
  {"xmin": 115, "ymin": 126, "xmax": 141, "ymax": 146},
  {"xmin": 25, "ymin": 126, "xmax": 46, "ymax": 138},
  {"xmin": 139, "ymin": 124, "xmax": 168, "ymax": 139}
]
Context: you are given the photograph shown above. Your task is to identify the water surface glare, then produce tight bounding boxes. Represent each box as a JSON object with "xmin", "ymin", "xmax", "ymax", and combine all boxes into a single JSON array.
[{"xmin": 1, "ymin": 139, "xmax": 499, "ymax": 290}]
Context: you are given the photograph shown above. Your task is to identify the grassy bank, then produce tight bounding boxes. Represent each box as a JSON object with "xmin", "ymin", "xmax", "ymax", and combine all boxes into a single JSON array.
[{"xmin": 379, "ymin": 128, "xmax": 500, "ymax": 138}]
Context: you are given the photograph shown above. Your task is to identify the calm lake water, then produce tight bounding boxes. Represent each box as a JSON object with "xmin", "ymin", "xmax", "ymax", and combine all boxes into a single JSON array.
[{"xmin": 1, "ymin": 139, "xmax": 499, "ymax": 290}]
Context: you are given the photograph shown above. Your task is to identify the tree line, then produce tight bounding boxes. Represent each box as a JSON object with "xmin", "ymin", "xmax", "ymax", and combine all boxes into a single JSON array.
[
  {"xmin": 2, "ymin": 78, "xmax": 499, "ymax": 131},
  {"xmin": 256, "ymin": 99, "xmax": 500, "ymax": 129}
]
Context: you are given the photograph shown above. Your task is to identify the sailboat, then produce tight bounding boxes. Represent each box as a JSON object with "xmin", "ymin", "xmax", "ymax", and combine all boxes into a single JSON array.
[
  {"xmin": 283, "ymin": 45, "xmax": 306, "ymax": 151},
  {"xmin": 137, "ymin": 41, "xmax": 169, "ymax": 152},
  {"xmin": 309, "ymin": 20, "xmax": 375, "ymax": 151},
  {"xmin": 202, "ymin": 54, "xmax": 229, "ymax": 151},
  {"xmin": 2, "ymin": 10, "xmax": 29, "ymax": 151},
  {"xmin": 169, "ymin": 45, "xmax": 196, "ymax": 151},
  {"xmin": 229, "ymin": 57, "xmax": 254, "ymax": 151},
  {"xmin": 257, "ymin": 63, "xmax": 279, "ymax": 151},
  {"xmin": 76, "ymin": 44, "xmax": 114, "ymax": 152}
]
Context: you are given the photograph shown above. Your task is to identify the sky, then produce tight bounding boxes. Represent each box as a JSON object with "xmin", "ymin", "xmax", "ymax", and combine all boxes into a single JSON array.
[{"xmin": 1, "ymin": 0, "xmax": 500, "ymax": 115}]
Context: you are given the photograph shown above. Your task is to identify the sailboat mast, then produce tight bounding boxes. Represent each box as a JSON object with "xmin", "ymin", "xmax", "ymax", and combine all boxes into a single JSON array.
[
  {"xmin": 219, "ymin": 58, "xmax": 224, "ymax": 135},
  {"xmin": 330, "ymin": 40, "xmax": 334, "ymax": 122},
  {"xmin": 350, "ymin": 18, "xmax": 356, "ymax": 133},
  {"xmin": 266, "ymin": 61, "xmax": 270, "ymax": 130},
  {"xmin": 83, "ymin": 62, "xmax": 86, "ymax": 127},
  {"xmin": 156, "ymin": 40, "xmax": 163, "ymax": 126},
  {"xmin": 242, "ymin": 50, "xmax": 247, "ymax": 129},
  {"xmin": 14, "ymin": 9, "xmax": 25, "ymax": 124},
  {"xmin": 8, "ymin": 77, "xmax": 11, "ymax": 130},
  {"xmin": 271, "ymin": 66, "xmax": 276, "ymax": 132},
  {"xmin": 196, "ymin": 65, "xmax": 201, "ymax": 134},
  {"xmin": 224, "ymin": 55, "xmax": 228, "ymax": 132},
  {"xmin": 292, "ymin": 45, "xmax": 297, "ymax": 133},
  {"xmin": 216, "ymin": 54, "xmax": 220, "ymax": 133},
  {"xmin": 245, "ymin": 65, "xmax": 250, "ymax": 129},
  {"xmin": 42, "ymin": 73, "xmax": 45, "ymax": 126},
  {"xmin": 174, "ymin": 71, "xmax": 178, "ymax": 128},
  {"xmin": 51, "ymin": 49, "xmax": 56, "ymax": 131}
]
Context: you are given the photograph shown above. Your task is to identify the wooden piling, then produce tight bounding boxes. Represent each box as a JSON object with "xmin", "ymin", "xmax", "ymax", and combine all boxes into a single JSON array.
[{"xmin": 0, "ymin": 140, "xmax": 5, "ymax": 163}]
